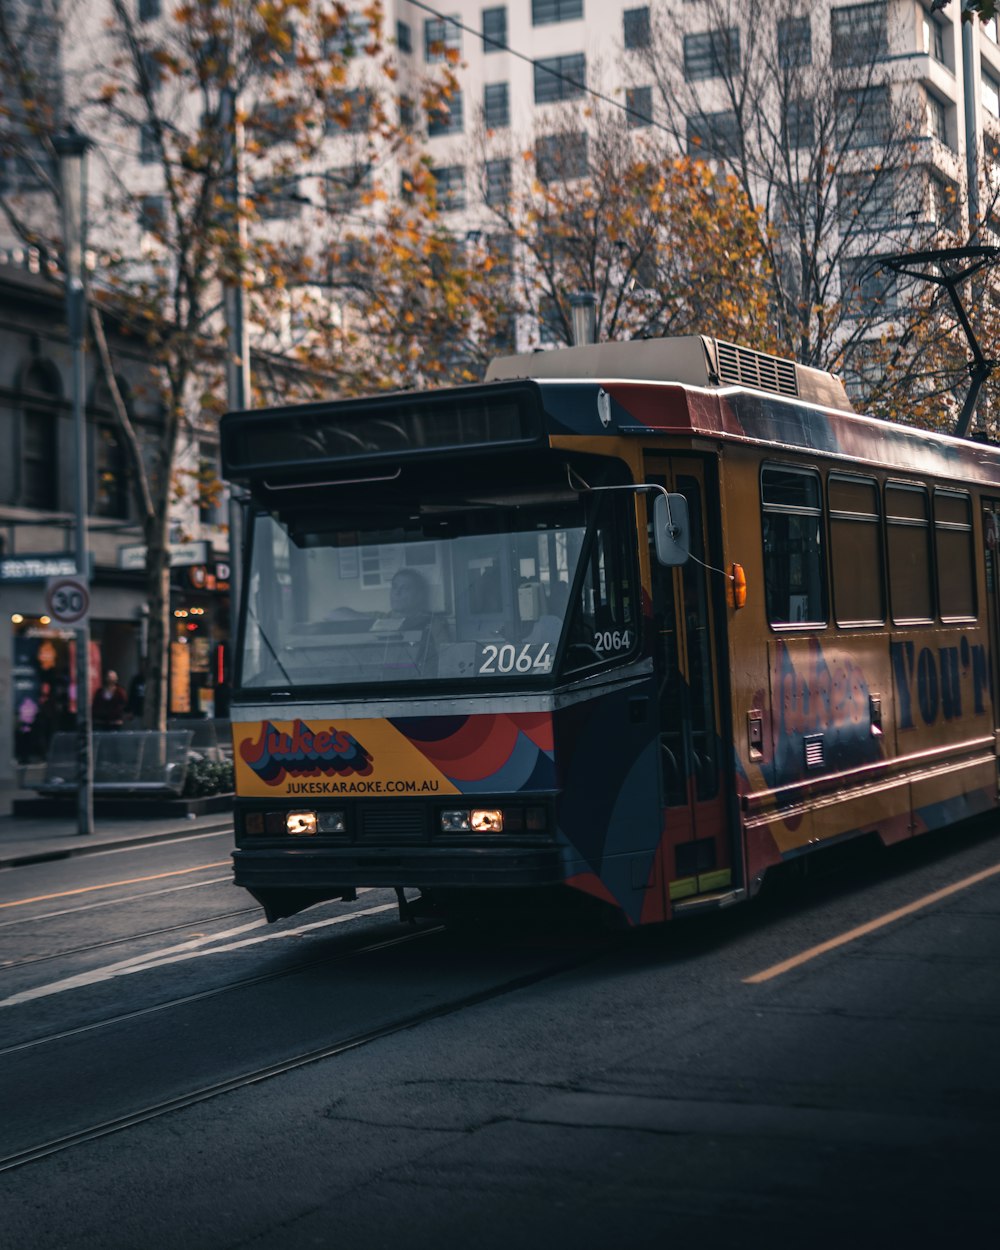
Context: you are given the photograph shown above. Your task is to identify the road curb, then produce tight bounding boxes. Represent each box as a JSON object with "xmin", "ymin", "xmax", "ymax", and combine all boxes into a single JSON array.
[{"xmin": 0, "ymin": 820, "xmax": 233, "ymax": 870}]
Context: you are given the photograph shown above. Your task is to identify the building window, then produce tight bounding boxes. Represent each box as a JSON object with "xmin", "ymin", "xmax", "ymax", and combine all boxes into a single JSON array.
[
  {"xmin": 198, "ymin": 442, "xmax": 222, "ymax": 526},
  {"xmin": 831, "ymin": 3, "xmax": 887, "ymax": 67},
  {"xmin": 785, "ymin": 98, "xmax": 814, "ymax": 148},
  {"xmin": 484, "ymin": 81, "xmax": 510, "ymax": 128},
  {"xmin": 139, "ymin": 48, "xmax": 162, "ymax": 93},
  {"xmin": 254, "ymin": 176, "xmax": 301, "ymax": 220},
  {"xmin": 686, "ymin": 110, "xmax": 740, "ymax": 159},
  {"xmin": 251, "ymin": 100, "xmax": 301, "ymax": 143},
  {"xmin": 94, "ymin": 424, "xmax": 129, "ymax": 519},
  {"xmin": 324, "ymin": 163, "xmax": 373, "ymax": 211},
  {"xmin": 483, "ymin": 7, "xmax": 507, "ymax": 51},
  {"xmin": 623, "ymin": 6, "xmax": 651, "ymax": 49},
  {"xmin": 425, "ymin": 15, "xmax": 461, "ymax": 61},
  {"xmin": 538, "ymin": 294, "xmax": 564, "ymax": 343},
  {"xmin": 838, "ymin": 170, "xmax": 896, "ymax": 227},
  {"xmin": 840, "ymin": 255, "xmax": 896, "ymax": 313},
  {"xmin": 926, "ymin": 90, "xmax": 950, "ymax": 146},
  {"xmin": 138, "ymin": 194, "xmax": 166, "ymax": 234},
  {"xmin": 777, "ymin": 16, "xmax": 811, "ymax": 68},
  {"xmin": 829, "ymin": 474, "xmax": 884, "ymax": 626},
  {"xmin": 485, "ymin": 157, "xmax": 511, "ymax": 205},
  {"xmin": 428, "ymin": 89, "xmax": 464, "ymax": 136},
  {"xmin": 626, "ymin": 86, "xmax": 653, "ymax": 128},
  {"xmin": 922, "ymin": 13, "xmax": 946, "ymax": 63},
  {"xmin": 139, "ymin": 121, "xmax": 159, "ymax": 164},
  {"xmin": 886, "ymin": 483, "xmax": 932, "ymax": 623},
  {"xmin": 326, "ymin": 88, "xmax": 373, "ymax": 134},
  {"xmin": 396, "ymin": 21, "xmax": 412, "ymax": 54},
  {"xmin": 138, "ymin": 0, "xmax": 160, "ymax": 20},
  {"xmin": 19, "ymin": 362, "xmax": 60, "ymax": 511},
  {"xmin": 761, "ymin": 465, "xmax": 827, "ymax": 627},
  {"xmin": 835, "ymin": 85, "xmax": 891, "ymax": 148},
  {"xmin": 983, "ymin": 69, "xmax": 1000, "ymax": 119},
  {"xmin": 431, "ymin": 165, "xmax": 466, "ymax": 210},
  {"xmin": 324, "ymin": 13, "xmax": 372, "ymax": 57},
  {"xmin": 929, "ymin": 175, "xmax": 957, "ymax": 228},
  {"xmin": 400, "ymin": 95, "xmax": 415, "ymax": 131},
  {"xmin": 536, "ymin": 131, "xmax": 587, "ymax": 182},
  {"xmin": 533, "ymin": 52, "xmax": 586, "ymax": 103},
  {"xmin": 683, "ymin": 28, "xmax": 740, "ymax": 81},
  {"xmin": 532, "ymin": 0, "xmax": 583, "ymax": 25}
]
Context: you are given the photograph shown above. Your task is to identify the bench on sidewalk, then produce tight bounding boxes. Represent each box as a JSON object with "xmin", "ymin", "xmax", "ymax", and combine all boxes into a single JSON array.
[{"xmin": 36, "ymin": 731, "xmax": 194, "ymax": 797}]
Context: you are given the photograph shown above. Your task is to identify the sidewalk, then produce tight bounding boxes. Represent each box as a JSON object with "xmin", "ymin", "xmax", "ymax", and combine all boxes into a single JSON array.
[{"xmin": 0, "ymin": 804, "xmax": 233, "ymax": 870}]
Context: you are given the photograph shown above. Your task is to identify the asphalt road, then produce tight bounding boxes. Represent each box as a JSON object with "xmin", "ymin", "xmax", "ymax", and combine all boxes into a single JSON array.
[{"xmin": 1, "ymin": 818, "xmax": 998, "ymax": 1249}]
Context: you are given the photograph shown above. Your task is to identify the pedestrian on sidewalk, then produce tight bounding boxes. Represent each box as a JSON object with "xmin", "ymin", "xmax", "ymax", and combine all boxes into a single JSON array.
[{"xmin": 92, "ymin": 670, "xmax": 127, "ymax": 731}]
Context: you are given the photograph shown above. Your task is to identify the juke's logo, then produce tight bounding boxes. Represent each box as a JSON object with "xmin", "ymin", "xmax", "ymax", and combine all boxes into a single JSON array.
[{"xmin": 240, "ymin": 720, "xmax": 373, "ymax": 785}]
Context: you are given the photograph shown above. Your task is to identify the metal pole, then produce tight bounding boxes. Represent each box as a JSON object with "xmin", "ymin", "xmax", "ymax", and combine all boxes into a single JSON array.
[
  {"xmin": 221, "ymin": 87, "xmax": 250, "ymax": 626},
  {"xmin": 962, "ymin": 8, "xmax": 980, "ymax": 237},
  {"xmin": 68, "ymin": 278, "xmax": 93, "ymax": 835},
  {"xmin": 55, "ymin": 126, "xmax": 94, "ymax": 836}
]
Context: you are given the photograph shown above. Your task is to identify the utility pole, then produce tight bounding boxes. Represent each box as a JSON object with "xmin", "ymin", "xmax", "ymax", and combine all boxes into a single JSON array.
[
  {"xmin": 54, "ymin": 126, "xmax": 94, "ymax": 835},
  {"xmin": 221, "ymin": 86, "xmax": 250, "ymax": 648}
]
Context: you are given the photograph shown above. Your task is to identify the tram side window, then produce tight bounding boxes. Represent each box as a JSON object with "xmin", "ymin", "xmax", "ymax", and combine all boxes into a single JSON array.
[
  {"xmin": 761, "ymin": 465, "xmax": 827, "ymax": 626},
  {"xmin": 886, "ymin": 482, "xmax": 933, "ymax": 623},
  {"xmin": 934, "ymin": 489, "xmax": 976, "ymax": 620},
  {"xmin": 828, "ymin": 474, "xmax": 884, "ymax": 626}
]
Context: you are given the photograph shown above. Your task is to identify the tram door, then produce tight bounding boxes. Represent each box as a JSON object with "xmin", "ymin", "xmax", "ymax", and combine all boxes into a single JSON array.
[
  {"xmin": 982, "ymin": 502, "xmax": 1000, "ymax": 771},
  {"xmin": 646, "ymin": 458, "xmax": 732, "ymax": 902}
]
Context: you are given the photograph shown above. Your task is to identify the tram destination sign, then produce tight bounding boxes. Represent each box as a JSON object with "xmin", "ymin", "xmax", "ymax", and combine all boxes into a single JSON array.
[{"xmin": 0, "ymin": 554, "xmax": 81, "ymax": 582}]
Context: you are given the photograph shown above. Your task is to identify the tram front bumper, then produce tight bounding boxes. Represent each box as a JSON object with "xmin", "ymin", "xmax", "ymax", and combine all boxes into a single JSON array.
[{"xmin": 232, "ymin": 843, "xmax": 566, "ymax": 891}]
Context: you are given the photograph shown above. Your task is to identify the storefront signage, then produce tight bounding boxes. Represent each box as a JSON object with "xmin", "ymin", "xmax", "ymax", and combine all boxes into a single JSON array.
[
  {"xmin": 118, "ymin": 542, "xmax": 210, "ymax": 571},
  {"xmin": 0, "ymin": 555, "xmax": 79, "ymax": 582}
]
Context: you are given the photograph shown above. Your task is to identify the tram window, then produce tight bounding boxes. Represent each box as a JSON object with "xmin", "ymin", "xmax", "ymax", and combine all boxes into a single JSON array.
[
  {"xmin": 563, "ymin": 495, "xmax": 638, "ymax": 676},
  {"xmin": 934, "ymin": 489, "xmax": 976, "ymax": 620},
  {"xmin": 761, "ymin": 465, "xmax": 827, "ymax": 626},
  {"xmin": 829, "ymin": 473, "xmax": 884, "ymax": 626},
  {"xmin": 886, "ymin": 482, "xmax": 933, "ymax": 623}
]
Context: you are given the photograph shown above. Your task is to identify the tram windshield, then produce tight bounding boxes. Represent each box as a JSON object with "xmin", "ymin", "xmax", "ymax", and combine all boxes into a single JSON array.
[{"xmin": 240, "ymin": 493, "xmax": 637, "ymax": 689}]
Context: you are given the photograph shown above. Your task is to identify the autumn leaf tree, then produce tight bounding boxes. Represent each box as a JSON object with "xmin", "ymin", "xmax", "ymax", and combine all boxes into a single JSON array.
[
  {"xmin": 476, "ymin": 103, "xmax": 777, "ymax": 354},
  {"xmin": 636, "ymin": 0, "xmax": 944, "ymax": 395},
  {"xmin": 0, "ymin": 0, "xmax": 454, "ymax": 728}
]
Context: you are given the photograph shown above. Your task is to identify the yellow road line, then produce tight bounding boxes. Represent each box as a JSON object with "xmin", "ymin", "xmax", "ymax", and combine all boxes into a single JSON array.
[
  {"xmin": 0, "ymin": 862, "xmax": 231, "ymax": 910},
  {"xmin": 744, "ymin": 861, "xmax": 1000, "ymax": 984}
]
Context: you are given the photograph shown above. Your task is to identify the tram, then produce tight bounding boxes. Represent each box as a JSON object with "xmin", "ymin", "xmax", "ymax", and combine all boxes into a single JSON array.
[{"xmin": 220, "ymin": 335, "xmax": 1000, "ymax": 924}]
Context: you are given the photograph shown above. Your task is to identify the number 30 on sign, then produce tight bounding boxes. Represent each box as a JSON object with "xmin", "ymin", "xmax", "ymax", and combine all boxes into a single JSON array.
[{"xmin": 45, "ymin": 576, "xmax": 90, "ymax": 625}]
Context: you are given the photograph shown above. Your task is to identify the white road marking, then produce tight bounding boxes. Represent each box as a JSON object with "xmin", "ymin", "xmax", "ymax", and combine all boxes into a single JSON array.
[{"xmin": 0, "ymin": 902, "xmax": 399, "ymax": 1009}]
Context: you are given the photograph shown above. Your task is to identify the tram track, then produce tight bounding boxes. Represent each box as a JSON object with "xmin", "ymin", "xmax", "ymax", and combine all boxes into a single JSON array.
[
  {"xmin": 0, "ymin": 933, "xmax": 611, "ymax": 1175},
  {"xmin": 0, "ymin": 916, "xmax": 442, "ymax": 1059},
  {"xmin": 0, "ymin": 905, "xmax": 262, "ymax": 973}
]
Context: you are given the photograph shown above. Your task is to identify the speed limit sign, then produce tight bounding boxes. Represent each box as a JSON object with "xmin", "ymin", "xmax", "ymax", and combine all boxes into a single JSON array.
[{"xmin": 46, "ymin": 577, "xmax": 90, "ymax": 625}]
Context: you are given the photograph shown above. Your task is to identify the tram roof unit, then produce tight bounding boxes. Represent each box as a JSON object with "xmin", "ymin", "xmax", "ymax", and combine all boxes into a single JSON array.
[{"xmin": 486, "ymin": 334, "xmax": 855, "ymax": 415}]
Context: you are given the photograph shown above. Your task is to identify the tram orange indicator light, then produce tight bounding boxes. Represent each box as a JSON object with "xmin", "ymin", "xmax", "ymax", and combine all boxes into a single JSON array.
[{"xmin": 728, "ymin": 563, "xmax": 747, "ymax": 609}]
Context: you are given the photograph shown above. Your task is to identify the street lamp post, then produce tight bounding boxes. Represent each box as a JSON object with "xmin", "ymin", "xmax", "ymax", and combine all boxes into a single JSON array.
[{"xmin": 54, "ymin": 126, "xmax": 94, "ymax": 837}]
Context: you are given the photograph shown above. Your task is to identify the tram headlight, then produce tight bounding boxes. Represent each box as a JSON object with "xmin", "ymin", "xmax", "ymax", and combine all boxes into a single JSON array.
[
  {"xmin": 440, "ymin": 809, "xmax": 505, "ymax": 833},
  {"xmin": 317, "ymin": 811, "xmax": 346, "ymax": 834},
  {"xmin": 286, "ymin": 811, "xmax": 318, "ymax": 836}
]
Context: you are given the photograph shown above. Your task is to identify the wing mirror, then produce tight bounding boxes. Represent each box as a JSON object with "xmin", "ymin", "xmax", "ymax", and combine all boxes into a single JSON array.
[{"xmin": 653, "ymin": 493, "xmax": 690, "ymax": 566}]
